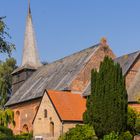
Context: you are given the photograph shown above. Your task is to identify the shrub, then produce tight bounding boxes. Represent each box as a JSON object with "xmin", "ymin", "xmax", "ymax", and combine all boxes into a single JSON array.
[
  {"xmin": 127, "ymin": 107, "xmax": 137, "ymax": 135},
  {"xmin": 59, "ymin": 124, "xmax": 97, "ymax": 140},
  {"xmin": 15, "ymin": 132, "xmax": 33, "ymax": 140},
  {"xmin": 102, "ymin": 131, "xmax": 119, "ymax": 140},
  {"xmin": 0, "ymin": 125, "xmax": 13, "ymax": 136},
  {"xmin": 119, "ymin": 131, "xmax": 133, "ymax": 140},
  {"xmin": 135, "ymin": 117, "xmax": 140, "ymax": 134},
  {"xmin": 0, "ymin": 136, "xmax": 16, "ymax": 140}
]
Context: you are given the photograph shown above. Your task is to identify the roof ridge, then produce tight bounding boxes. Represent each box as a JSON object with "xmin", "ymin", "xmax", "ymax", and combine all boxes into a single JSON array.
[
  {"xmin": 48, "ymin": 43, "xmax": 100, "ymax": 65},
  {"xmin": 114, "ymin": 50, "xmax": 140, "ymax": 60}
]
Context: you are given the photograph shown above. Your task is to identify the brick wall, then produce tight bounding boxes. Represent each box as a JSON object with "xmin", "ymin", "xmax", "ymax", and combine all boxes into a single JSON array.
[
  {"xmin": 134, "ymin": 135, "xmax": 140, "ymax": 140},
  {"xmin": 126, "ymin": 56, "xmax": 140, "ymax": 113},
  {"xmin": 70, "ymin": 45, "xmax": 116, "ymax": 92},
  {"xmin": 126, "ymin": 56, "xmax": 140, "ymax": 89},
  {"xmin": 10, "ymin": 98, "xmax": 41, "ymax": 134}
]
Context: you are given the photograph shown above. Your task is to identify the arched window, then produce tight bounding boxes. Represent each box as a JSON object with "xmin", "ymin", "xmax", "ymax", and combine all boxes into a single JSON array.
[
  {"xmin": 22, "ymin": 124, "xmax": 29, "ymax": 133},
  {"xmin": 44, "ymin": 109, "xmax": 47, "ymax": 118},
  {"xmin": 15, "ymin": 111, "xmax": 20, "ymax": 128},
  {"xmin": 50, "ymin": 122, "xmax": 54, "ymax": 137},
  {"xmin": 16, "ymin": 110, "xmax": 20, "ymax": 116}
]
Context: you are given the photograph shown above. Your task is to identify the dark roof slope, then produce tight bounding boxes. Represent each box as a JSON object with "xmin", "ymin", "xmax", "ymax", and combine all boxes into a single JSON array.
[
  {"xmin": 83, "ymin": 51, "xmax": 140, "ymax": 102},
  {"xmin": 114, "ymin": 51, "xmax": 140, "ymax": 75},
  {"xmin": 6, "ymin": 44, "xmax": 99, "ymax": 106}
]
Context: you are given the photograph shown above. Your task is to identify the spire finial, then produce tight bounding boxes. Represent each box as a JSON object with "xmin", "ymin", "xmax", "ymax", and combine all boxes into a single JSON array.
[
  {"xmin": 28, "ymin": 0, "xmax": 31, "ymax": 14},
  {"xmin": 100, "ymin": 37, "xmax": 107, "ymax": 46}
]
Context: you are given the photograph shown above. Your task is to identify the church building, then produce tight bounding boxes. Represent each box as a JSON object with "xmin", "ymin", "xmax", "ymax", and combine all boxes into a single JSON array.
[{"xmin": 5, "ymin": 2, "xmax": 140, "ymax": 140}]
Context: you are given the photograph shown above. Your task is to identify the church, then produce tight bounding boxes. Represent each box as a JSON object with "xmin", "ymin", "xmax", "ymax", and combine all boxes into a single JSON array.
[{"xmin": 5, "ymin": 2, "xmax": 140, "ymax": 140}]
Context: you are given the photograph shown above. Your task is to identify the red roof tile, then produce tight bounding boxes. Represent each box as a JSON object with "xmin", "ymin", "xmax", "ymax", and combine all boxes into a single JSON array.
[{"xmin": 47, "ymin": 90, "xmax": 86, "ymax": 121}]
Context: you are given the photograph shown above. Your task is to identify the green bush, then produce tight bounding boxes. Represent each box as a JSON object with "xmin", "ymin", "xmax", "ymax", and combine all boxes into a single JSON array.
[
  {"xmin": 0, "ymin": 126, "xmax": 32, "ymax": 140},
  {"xmin": 0, "ymin": 125, "xmax": 13, "ymax": 136},
  {"xmin": 0, "ymin": 136, "xmax": 16, "ymax": 140},
  {"xmin": 102, "ymin": 132, "xmax": 119, "ymax": 140},
  {"xmin": 15, "ymin": 132, "xmax": 33, "ymax": 140},
  {"xmin": 119, "ymin": 131, "xmax": 133, "ymax": 140},
  {"xmin": 59, "ymin": 124, "xmax": 97, "ymax": 140},
  {"xmin": 135, "ymin": 118, "xmax": 140, "ymax": 134},
  {"xmin": 127, "ymin": 107, "xmax": 137, "ymax": 135}
]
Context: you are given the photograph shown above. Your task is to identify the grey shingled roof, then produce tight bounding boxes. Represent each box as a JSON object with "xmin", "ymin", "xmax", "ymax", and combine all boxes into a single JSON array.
[
  {"xmin": 83, "ymin": 51, "xmax": 140, "ymax": 102},
  {"xmin": 6, "ymin": 44, "xmax": 99, "ymax": 106},
  {"xmin": 114, "ymin": 51, "xmax": 140, "ymax": 75}
]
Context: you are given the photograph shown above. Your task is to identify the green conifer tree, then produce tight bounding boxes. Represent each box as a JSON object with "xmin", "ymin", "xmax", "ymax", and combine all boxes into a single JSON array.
[{"xmin": 83, "ymin": 56, "xmax": 128, "ymax": 138}]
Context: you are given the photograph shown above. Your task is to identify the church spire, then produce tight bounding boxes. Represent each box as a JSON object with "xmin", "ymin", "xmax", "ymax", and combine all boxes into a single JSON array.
[{"xmin": 21, "ymin": 0, "xmax": 42, "ymax": 68}]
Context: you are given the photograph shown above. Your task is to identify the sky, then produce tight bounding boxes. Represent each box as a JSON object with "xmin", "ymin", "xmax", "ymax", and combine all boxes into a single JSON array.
[{"xmin": 0, "ymin": 0, "xmax": 140, "ymax": 65}]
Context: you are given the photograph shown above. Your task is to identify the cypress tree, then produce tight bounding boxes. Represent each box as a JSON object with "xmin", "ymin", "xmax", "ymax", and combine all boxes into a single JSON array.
[{"xmin": 83, "ymin": 56, "xmax": 128, "ymax": 138}]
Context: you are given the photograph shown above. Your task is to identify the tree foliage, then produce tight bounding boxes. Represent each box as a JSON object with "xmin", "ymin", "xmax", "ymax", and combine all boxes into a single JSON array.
[
  {"xmin": 0, "ymin": 17, "xmax": 15, "ymax": 57},
  {"xmin": 0, "ymin": 58, "xmax": 17, "ymax": 107},
  {"xmin": 0, "ymin": 108, "xmax": 15, "ymax": 127},
  {"xmin": 83, "ymin": 56, "xmax": 128, "ymax": 138}
]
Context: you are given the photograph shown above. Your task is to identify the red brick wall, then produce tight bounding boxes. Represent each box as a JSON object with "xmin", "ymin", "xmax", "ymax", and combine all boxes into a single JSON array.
[
  {"xmin": 70, "ymin": 45, "xmax": 116, "ymax": 92},
  {"xmin": 10, "ymin": 99, "xmax": 41, "ymax": 134},
  {"xmin": 126, "ymin": 56, "xmax": 140, "ymax": 113},
  {"xmin": 126, "ymin": 56, "xmax": 140, "ymax": 89}
]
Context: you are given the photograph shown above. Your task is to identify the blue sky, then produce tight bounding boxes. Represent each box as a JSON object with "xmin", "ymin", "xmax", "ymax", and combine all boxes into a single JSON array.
[{"xmin": 0, "ymin": 0, "xmax": 140, "ymax": 65}]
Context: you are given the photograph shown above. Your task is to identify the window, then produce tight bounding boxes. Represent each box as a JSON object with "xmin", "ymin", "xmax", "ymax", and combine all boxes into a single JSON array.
[
  {"xmin": 50, "ymin": 122, "xmax": 54, "ymax": 137},
  {"xmin": 16, "ymin": 110, "xmax": 20, "ymax": 116},
  {"xmin": 15, "ymin": 111, "xmax": 20, "ymax": 128},
  {"xmin": 44, "ymin": 109, "xmax": 47, "ymax": 118},
  {"xmin": 22, "ymin": 124, "xmax": 29, "ymax": 133}
]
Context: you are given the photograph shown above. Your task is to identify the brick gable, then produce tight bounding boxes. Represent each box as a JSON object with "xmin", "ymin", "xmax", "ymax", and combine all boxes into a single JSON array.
[{"xmin": 70, "ymin": 45, "xmax": 115, "ymax": 92}]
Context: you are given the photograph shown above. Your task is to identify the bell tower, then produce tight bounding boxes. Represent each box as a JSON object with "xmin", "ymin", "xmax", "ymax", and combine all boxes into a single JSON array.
[{"xmin": 12, "ymin": 0, "xmax": 42, "ymax": 94}]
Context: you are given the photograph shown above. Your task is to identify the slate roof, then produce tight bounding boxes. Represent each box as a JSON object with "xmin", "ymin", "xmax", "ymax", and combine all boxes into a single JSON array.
[
  {"xmin": 6, "ymin": 44, "xmax": 99, "ymax": 106},
  {"xmin": 83, "ymin": 51, "xmax": 140, "ymax": 101},
  {"xmin": 114, "ymin": 51, "xmax": 140, "ymax": 75},
  {"xmin": 47, "ymin": 90, "xmax": 86, "ymax": 121}
]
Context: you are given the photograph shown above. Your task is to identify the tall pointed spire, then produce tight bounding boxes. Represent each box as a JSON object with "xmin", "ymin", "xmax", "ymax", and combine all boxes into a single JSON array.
[{"xmin": 21, "ymin": 0, "xmax": 42, "ymax": 68}]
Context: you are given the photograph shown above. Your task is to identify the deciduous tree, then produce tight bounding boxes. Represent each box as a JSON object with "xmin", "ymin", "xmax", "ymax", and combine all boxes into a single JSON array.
[{"xmin": 0, "ymin": 17, "xmax": 15, "ymax": 57}]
